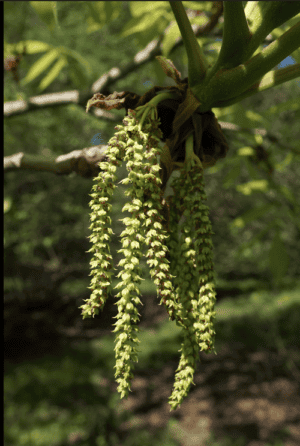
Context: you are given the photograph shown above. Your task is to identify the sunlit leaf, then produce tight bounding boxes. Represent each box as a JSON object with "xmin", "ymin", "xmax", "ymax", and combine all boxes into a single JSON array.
[
  {"xmin": 4, "ymin": 40, "xmax": 51, "ymax": 57},
  {"xmin": 121, "ymin": 13, "xmax": 166, "ymax": 38},
  {"xmin": 129, "ymin": 1, "xmax": 167, "ymax": 17},
  {"xmin": 182, "ymin": 2, "xmax": 212, "ymax": 12},
  {"xmin": 21, "ymin": 48, "xmax": 59, "ymax": 85},
  {"xmin": 4, "ymin": 197, "xmax": 12, "ymax": 214},
  {"xmin": 30, "ymin": 1, "xmax": 58, "ymax": 32},
  {"xmin": 22, "ymin": 40, "xmax": 51, "ymax": 54},
  {"xmin": 238, "ymin": 146, "xmax": 255, "ymax": 157},
  {"xmin": 38, "ymin": 56, "xmax": 67, "ymax": 91}
]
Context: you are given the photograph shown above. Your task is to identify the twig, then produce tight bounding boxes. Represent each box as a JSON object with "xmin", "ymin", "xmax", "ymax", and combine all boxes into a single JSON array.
[{"xmin": 4, "ymin": 121, "xmax": 297, "ymax": 177}]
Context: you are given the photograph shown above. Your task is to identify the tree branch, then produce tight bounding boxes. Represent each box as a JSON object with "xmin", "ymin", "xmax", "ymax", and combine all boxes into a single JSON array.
[
  {"xmin": 3, "ymin": 90, "xmax": 119, "ymax": 121},
  {"xmin": 4, "ymin": 5, "xmax": 223, "ymax": 118},
  {"xmin": 3, "ymin": 145, "xmax": 108, "ymax": 178},
  {"xmin": 5, "ymin": 121, "xmax": 298, "ymax": 178},
  {"xmin": 3, "ymin": 31, "xmax": 278, "ymax": 119}
]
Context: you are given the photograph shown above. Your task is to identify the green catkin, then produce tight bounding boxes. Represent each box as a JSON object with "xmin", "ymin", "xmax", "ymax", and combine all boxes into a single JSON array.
[
  {"xmin": 171, "ymin": 156, "xmax": 217, "ymax": 354},
  {"xmin": 112, "ymin": 112, "xmax": 146, "ymax": 398},
  {"xmin": 188, "ymin": 164, "xmax": 217, "ymax": 355},
  {"xmin": 168, "ymin": 182, "xmax": 200, "ymax": 410},
  {"xmin": 141, "ymin": 121, "xmax": 185, "ymax": 327},
  {"xmin": 167, "ymin": 152, "xmax": 217, "ymax": 410},
  {"xmin": 82, "ymin": 104, "xmax": 217, "ymax": 410},
  {"xmin": 113, "ymin": 109, "xmax": 184, "ymax": 398},
  {"xmin": 80, "ymin": 127, "xmax": 127, "ymax": 319}
]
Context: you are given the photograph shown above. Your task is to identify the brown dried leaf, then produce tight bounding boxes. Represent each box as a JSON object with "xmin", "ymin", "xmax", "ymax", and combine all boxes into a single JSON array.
[{"xmin": 86, "ymin": 91, "xmax": 127, "ymax": 113}]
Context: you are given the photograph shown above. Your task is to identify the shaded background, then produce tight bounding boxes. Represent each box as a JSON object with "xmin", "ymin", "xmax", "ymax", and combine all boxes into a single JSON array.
[{"xmin": 4, "ymin": 2, "xmax": 300, "ymax": 446}]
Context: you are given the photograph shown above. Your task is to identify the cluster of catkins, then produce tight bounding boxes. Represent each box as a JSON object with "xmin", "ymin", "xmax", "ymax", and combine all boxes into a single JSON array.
[{"xmin": 80, "ymin": 108, "xmax": 216, "ymax": 411}]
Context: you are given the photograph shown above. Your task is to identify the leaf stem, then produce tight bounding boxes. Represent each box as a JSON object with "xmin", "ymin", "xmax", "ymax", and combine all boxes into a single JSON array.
[
  {"xmin": 207, "ymin": 1, "xmax": 251, "ymax": 77},
  {"xmin": 169, "ymin": 1, "xmax": 208, "ymax": 87},
  {"xmin": 135, "ymin": 91, "xmax": 180, "ymax": 129},
  {"xmin": 192, "ymin": 21, "xmax": 300, "ymax": 111},
  {"xmin": 213, "ymin": 63, "xmax": 300, "ymax": 108},
  {"xmin": 244, "ymin": 1, "xmax": 300, "ymax": 61}
]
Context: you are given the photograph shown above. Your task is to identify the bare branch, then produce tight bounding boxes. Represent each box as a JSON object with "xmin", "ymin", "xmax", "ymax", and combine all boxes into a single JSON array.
[
  {"xmin": 4, "ymin": 90, "xmax": 119, "ymax": 121},
  {"xmin": 3, "ymin": 145, "xmax": 109, "ymax": 178}
]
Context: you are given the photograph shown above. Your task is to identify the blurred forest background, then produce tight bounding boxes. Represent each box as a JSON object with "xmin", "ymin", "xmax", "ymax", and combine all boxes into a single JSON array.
[{"xmin": 4, "ymin": 2, "xmax": 300, "ymax": 446}]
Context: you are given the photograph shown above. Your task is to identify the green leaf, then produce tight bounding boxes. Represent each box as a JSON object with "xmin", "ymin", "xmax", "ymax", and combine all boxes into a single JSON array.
[
  {"xmin": 238, "ymin": 147, "xmax": 256, "ymax": 157},
  {"xmin": 85, "ymin": 1, "xmax": 122, "ymax": 29},
  {"xmin": 30, "ymin": 1, "xmax": 58, "ymax": 32},
  {"xmin": 25, "ymin": 40, "xmax": 52, "ymax": 54},
  {"xmin": 85, "ymin": 2, "xmax": 106, "ymax": 26},
  {"xmin": 104, "ymin": 1, "xmax": 122, "ymax": 23},
  {"xmin": 38, "ymin": 56, "xmax": 67, "ymax": 91},
  {"xmin": 4, "ymin": 40, "xmax": 51, "ymax": 57},
  {"xmin": 129, "ymin": 1, "xmax": 167, "ymax": 17},
  {"xmin": 182, "ymin": 2, "xmax": 212, "ymax": 12},
  {"xmin": 121, "ymin": 1, "xmax": 171, "ymax": 47},
  {"xmin": 121, "ymin": 12, "xmax": 169, "ymax": 39},
  {"xmin": 21, "ymin": 48, "xmax": 59, "ymax": 85}
]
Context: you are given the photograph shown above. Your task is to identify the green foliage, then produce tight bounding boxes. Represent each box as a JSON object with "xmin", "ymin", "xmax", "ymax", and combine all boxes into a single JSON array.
[
  {"xmin": 4, "ymin": 343, "xmax": 180, "ymax": 446},
  {"xmin": 4, "ymin": 287, "xmax": 299, "ymax": 445},
  {"xmin": 30, "ymin": 1, "xmax": 58, "ymax": 32},
  {"xmin": 85, "ymin": 1, "xmax": 123, "ymax": 33}
]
